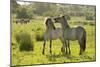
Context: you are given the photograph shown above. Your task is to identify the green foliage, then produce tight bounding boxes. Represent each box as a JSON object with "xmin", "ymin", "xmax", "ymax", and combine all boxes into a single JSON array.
[
  {"xmin": 88, "ymin": 22, "xmax": 95, "ymax": 26},
  {"xmin": 65, "ymin": 15, "xmax": 71, "ymax": 20},
  {"xmin": 15, "ymin": 32, "xmax": 34, "ymax": 51},
  {"xmin": 12, "ymin": 16, "xmax": 96, "ymax": 66},
  {"xmin": 12, "ymin": 2, "xmax": 96, "ymax": 65},
  {"xmin": 11, "ymin": 0, "xmax": 19, "ymax": 13},
  {"xmin": 16, "ymin": 7, "xmax": 32, "ymax": 19},
  {"xmin": 86, "ymin": 16, "xmax": 94, "ymax": 20},
  {"xmin": 13, "ymin": 2, "xmax": 95, "ymax": 18},
  {"xmin": 31, "ymin": 3, "xmax": 47, "ymax": 16},
  {"xmin": 35, "ymin": 31, "xmax": 44, "ymax": 41},
  {"xmin": 83, "ymin": 22, "xmax": 88, "ymax": 25}
]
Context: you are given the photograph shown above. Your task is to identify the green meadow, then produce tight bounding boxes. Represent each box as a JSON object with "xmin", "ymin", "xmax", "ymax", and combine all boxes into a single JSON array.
[{"xmin": 11, "ymin": 16, "xmax": 96, "ymax": 66}]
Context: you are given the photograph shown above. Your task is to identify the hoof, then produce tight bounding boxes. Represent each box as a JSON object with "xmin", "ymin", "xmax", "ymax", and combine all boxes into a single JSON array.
[
  {"xmin": 50, "ymin": 51, "xmax": 52, "ymax": 55},
  {"xmin": 61, "ymin": 47, "xmax": 65, "ymax": 53},
  {"xmin": 69, "ymin": 51, "xmax": 71, "ymax": 55},
  {"xmin": 79, "ymin": 52, "xmax": 82, "ymax": 55},
  {"xmin": 42, "ymin": 52, "xmax": 45, "ymax": 55}
]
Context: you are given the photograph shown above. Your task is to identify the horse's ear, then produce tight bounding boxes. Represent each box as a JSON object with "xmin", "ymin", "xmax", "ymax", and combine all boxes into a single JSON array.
[
  {"xmin": 45, "ymin": 18, "xmax": 49, "ymax": 25},
  {"xmin": 62, "ymin": 15, "xmax": 65, "ymax": 18},
  {"xmin": 60, "ymin": 14, "xmax": 63, "ymax": 17},
  {"xmin": 45, "ymin": 17, "xmax": 52, "ymax": 25},
  {"xmin": 59, "ymin": 15, "xmax": 65, "ymax": 18}
]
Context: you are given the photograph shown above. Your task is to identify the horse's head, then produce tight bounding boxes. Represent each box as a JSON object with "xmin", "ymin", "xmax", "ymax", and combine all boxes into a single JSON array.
[
  {"xmin": 54, "ymin": 15, "xmax": 66, "ymax": 23},
  {"xmin": 45, "ymin": 17, "xmax": 55, "ymax": 29},
  {"xmin": 54, "ymin": 15, "xmax": 70, "ymax": 28}
]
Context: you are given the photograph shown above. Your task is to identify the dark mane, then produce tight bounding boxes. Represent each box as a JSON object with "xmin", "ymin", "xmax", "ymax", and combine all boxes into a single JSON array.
[
  {"xmin": 45, "ymin": 18, "xmax": 56, "ymax": 29},
  {"xmin": 62, "ymin": 15, "xmax": 70, "ymax": 28}
]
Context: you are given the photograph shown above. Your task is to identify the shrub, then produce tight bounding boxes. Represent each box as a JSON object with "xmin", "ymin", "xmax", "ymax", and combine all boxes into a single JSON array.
[
  {"xmin": 83, "ymin": 22, "xmax": 88, "ymax": 25},
  {"xmin": 15, "ymin": 32, "xmax": 34, "ymax": 51},
  {"xmin": 86, "ymin": 16, "xmax": 94, "ymax": 20},
  {"xmin": 65, "ymin": 15, "xmax": 71, "ymax": 20},
  {"xmin": 35, "ymin": 31, "xmax": 44, "ymax": 41},
  {"xmin": 88, "ymin": 22, "xmax": 95, "ymax": 26},
  {"xmin": 16, "ymin": 7, "xmax": 33, "ymax": 19}
]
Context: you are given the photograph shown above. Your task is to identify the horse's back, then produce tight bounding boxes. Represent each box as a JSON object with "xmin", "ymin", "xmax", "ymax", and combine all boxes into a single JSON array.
[
  {"xmin": 76, "ymin": 26, "xmax": 86, "ymax": 38},
  {"xmin": 44, "ymin": 28, "xmax": 62, "ymax": 40},
  {"xmin": 76, "ymin": 26, "xmax": 86, "ymax": 32},
  {"xmin": 64, "ymin": 26, "xmax": 86, "ymax": 40},
  {"xmin": 64, "ymin": 28, "xmax": 77, "ymax": 40},
  {"xmin": 51, "ymin": 28, "xmax": 62, "ymax": 39}
]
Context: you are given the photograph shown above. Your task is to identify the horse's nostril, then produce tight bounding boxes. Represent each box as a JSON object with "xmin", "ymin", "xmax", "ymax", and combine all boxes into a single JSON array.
[{"xmin": 55, "ymin": 20, "xmax": 58, "ymax": 23}]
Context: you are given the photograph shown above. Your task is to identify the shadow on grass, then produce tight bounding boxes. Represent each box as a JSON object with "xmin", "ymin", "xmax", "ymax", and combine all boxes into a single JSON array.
[
  {"xmin": 46, "ymin": 53, "xmax": 94, "ymax": 63},
  {"xmin": 46, "ymin": 53, "xmax": 70, "ymax": 62}
]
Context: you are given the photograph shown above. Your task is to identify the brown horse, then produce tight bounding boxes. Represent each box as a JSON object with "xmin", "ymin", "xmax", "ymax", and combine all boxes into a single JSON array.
[
  {"xmin": 54, "ymin": 15, "xmax": 86, "ymax": 55},
  {"xmin": 42, "ymin": 17, "xmax": 68, "ymax": 55}
]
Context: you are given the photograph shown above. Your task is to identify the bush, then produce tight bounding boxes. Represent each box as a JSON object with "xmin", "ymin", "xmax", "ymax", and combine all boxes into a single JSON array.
[
  {"xmin": 35, "ymin": 31, "xmax": 44, "ymax": 41},
  {"xmin": 86, "ymin": 16, "xmax": 94, "ymax": 20},
  {"xmin": 88, "ymin": 22, "xmax": 95, "ymax": 26},
  {"xmin": 16, "ymin": 7, "xmax": 33, "ymax": 19},
  {"xmin": 83, "ymin": 22, "xmax": 88, "ymax": 25},
  {"xmin": 65, "ymin": 15, "xmax": 71, "ymax": 20},
  {"xmin": 15, "ymin": 32, "xmax": 34, "ymax": 51}
]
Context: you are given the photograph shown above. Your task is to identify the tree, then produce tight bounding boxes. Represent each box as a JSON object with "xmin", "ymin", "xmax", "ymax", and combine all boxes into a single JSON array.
[
  {"xmin": 11, "ymin": 0, "xmax": 19, "ymax": 13},
  {"xmin": 16, "ymin": 7, "xmax": 30, "ymax": 19}
]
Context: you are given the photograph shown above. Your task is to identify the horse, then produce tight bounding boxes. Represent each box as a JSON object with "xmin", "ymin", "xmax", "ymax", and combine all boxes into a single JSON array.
[
  {"xmin": 16, "ymin": 19, "xmax": 22, "ymax": 24},
  {"xmin": 42, "ymin": 17, "xmax": 68, "ymax": 55},
  {"xmin": 54, "ymin": 15, "xmax": 86, "ymax": 55},
  {"xmin": 23, "ymin": 19, "xmax": 30, "ymax": 24},
  {"xmin": 16, "ymin": 18, "xmax": 30, "ymax": 24}
]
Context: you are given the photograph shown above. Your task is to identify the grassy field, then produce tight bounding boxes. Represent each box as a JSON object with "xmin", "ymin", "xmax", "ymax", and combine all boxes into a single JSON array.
[{"xmin": 11, "ymin": 16, "xmax": 96, "ymax": 66}]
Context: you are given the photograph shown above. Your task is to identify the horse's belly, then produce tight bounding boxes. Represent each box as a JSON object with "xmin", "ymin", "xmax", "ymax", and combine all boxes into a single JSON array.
[
  {"xmin": 51, "ymin": 33, "xmax": 59, "ymax": 40},
  {"xmin": 67, "ymin": 35, "xmax": 77, "ymax": 40},
  {"xmin": 65, "ymin": 35, "xmax": 76, "ymax": 40},
  {"xmin": 65, "ymin": 29, "xmax": 77, "ymax": 40},
  {"xmin": 44, "ymin": 29, "xmax": 62, "ymax": 40}
]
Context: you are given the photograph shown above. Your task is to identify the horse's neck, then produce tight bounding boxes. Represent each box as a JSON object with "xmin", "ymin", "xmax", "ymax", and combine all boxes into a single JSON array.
[
  {"xmin": 47, "ymin": 25, "xmax": 56, "ymax": 31},
  {"xmin": 52, "ymin": 24, "xmax": 56, "ymax": 29},
  {"xmin": 46, "ymin": 28, "xmax": 54, "ymax": 32},
  {"xmin": 62, "ymin": 18, "xmax": 70, "ymax": 30}
]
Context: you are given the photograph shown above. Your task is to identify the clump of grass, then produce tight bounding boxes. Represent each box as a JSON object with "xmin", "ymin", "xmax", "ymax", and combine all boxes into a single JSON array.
[
  {"xmin": 66, "ymin": 15, "xmax": 71, "ymax": 20},
  {"xmin": 15, "ymin": 31, "xmax": 34, "ymax": 51},
  {"xmin": 83, "ymin": 21, "xmax": 88, "ymax": 25},
  {"xmin": 35, "ymin": 31, "xmax": 44, "ymax": 41},
  {"xmin": 88, "ymin": 22, "xmax": 95, "ymax": 26},
  {"xmin": 86, "ymin": 16, "xmax": 94, "ymax": 20}
]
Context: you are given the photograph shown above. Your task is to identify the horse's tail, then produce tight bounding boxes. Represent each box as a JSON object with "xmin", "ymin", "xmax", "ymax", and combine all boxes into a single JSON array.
[{"xmin": 82, "ymin": 30, "xmax": 86, "ymax": 52}]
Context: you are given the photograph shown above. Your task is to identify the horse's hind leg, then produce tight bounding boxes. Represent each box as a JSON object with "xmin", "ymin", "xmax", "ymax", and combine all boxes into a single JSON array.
[
  {"xmin": 42, "ymin": 40, "xmax": 46, "ymax": 55},
  {"xmin": 64, "ymin": 40, "xmax": 68, "ymax": 55},
  {"xmin": 60, "ymin": 38, "xmax": 66, "ymax": 54},
  {"xmin": 78, "ymin": 40, "xmax": 83, "ymax": 55}
]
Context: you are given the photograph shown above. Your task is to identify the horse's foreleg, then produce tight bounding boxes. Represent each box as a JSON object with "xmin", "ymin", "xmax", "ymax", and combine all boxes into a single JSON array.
[
  {"xmin": 65, "ymin": 39, "xmax": 68, "ymax": 54},
  {"xmin": 50, "ymin": 39, "xmax": 52, "ymax": 54},
  {"xmin": 60, "ymin": 38, "xmax": 66, "ymax": 54},
  {"xmin": 42, "ymin": 40, "xmax": 46, "ymax": 55},
  {"xmin": 67, "ymin": 40, "xmax": 71, "ymax": 55}
]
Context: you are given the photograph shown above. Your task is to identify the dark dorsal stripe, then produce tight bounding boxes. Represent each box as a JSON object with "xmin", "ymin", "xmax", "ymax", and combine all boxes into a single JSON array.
[{"xmin": 62, "ymin": 16, "xmax": 70, "ymax": 28}]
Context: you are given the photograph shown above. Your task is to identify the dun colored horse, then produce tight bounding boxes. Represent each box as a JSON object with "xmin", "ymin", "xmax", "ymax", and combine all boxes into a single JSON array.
[
  {"xmin": 42, "ymin": 17, "xmax": 68, "ymax": 55},
  {"xmin": 54, "ymin": 15, "xmax": 86, "ymax": 55},
  {"xmin": 16, "ymin": 18, "xmax": 30, "ymax": 24}
]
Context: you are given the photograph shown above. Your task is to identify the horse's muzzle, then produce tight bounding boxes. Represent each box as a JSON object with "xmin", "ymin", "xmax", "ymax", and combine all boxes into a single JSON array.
[{"xmin": 53, "ymin": 18, "xmax": 59, "ymax": 23}]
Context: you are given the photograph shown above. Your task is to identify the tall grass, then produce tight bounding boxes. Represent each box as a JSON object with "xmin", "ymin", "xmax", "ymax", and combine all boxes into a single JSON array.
[
  {"xmin": 15, "ymin": 31, "xmax": 34, "ymax": 51},
  {"xmin": 35, "ymin": 31, "xmax": 44, "ymax": 41},
  {"xmin": 12, "ymin": 16, "xmax": 96, "ymax": 66}
]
